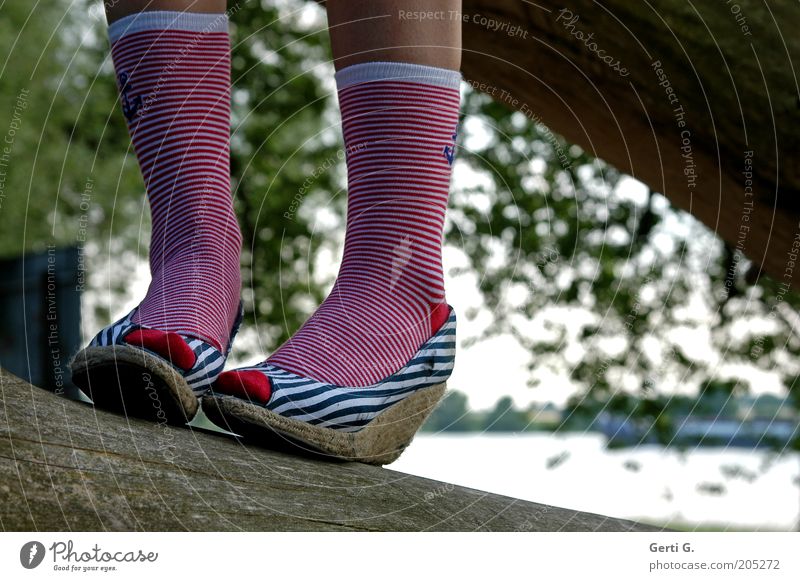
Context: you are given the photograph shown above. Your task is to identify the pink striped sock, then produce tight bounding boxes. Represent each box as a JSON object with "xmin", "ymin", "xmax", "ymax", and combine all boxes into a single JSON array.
[
  {"xmin": 109, "ymin": 12, "xmax": 241, "ymax": 352},
  {"xmin": 266, "ymin": 61, "xmax": 462, "ymax": 386}
]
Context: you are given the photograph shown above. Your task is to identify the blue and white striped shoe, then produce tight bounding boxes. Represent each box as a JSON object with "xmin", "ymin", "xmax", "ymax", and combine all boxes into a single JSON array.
[
  {"xmin": 70, "ymin": 303, "xmax": 243, "ymax": 425},
  {"xmin": 202, "ymin": 308, "xmax": 456, "ymax": 465}
]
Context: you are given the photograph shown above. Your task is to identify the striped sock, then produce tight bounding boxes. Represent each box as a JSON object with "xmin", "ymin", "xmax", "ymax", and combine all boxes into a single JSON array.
[
  {"xmin": 265, "ymin": 61, "xmax": 462, "ymax": 386},
  {"xmin": 108, "ymin": 11, "xmax": 241, "ymax": 352}
]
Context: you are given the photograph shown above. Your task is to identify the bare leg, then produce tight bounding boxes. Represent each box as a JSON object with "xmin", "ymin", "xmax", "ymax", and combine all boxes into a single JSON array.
[
  {"xmin": 105, "ymin": 0, "xmax": 226, "ymax": 22},
  {"xmin": 326, "ymin": 0, "xmax": 462, "ymax": 70}
]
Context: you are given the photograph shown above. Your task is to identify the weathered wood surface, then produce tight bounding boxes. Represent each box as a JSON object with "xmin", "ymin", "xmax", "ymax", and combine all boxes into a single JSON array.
[
  {"xmin": 446, "ymin": 0, "xmax": 797, "ymax": 284},
  {"xmin": 0, "ymin": 368, "xmax": 657, "ymax": 531}
]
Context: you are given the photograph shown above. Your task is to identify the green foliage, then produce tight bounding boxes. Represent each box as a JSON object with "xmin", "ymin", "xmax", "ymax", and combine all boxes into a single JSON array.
[
  {"xmin": 0, "ymin": 0, "xmax": 137, "ymax": 257},
  {"xmin": 421, "ymin": 391, "xmax": 481, "ymax": 432},
  {"xmin": 228, "ymin": 0, "xmax": 341, "ymax": 349},
  {"xmin": 422, "ymin": 391, "xmax": 558, "ymax": 433},
  {"xmin": 454, "ymin": 89, "xmax": 800, "ymax": 445},
  {"xmin": 482, "ymin": 396, "xmax": 531, "ymax": 431}
]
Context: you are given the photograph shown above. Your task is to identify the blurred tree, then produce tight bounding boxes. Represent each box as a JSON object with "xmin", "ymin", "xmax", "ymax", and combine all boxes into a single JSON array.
[
  {"xmin": 228, "ymin": 0, "xmax": 341, "ymax": 350},
  {"xmin": 421, "ymin": 390, "xmax": 480, "ymax": 432},
  {"xmin": 0, "ymin": 0, "xmax": 137, "ymax": 257},
  {"xmin": 482, "ymin": 396, "xmax": 530, "ymax": 432},
  {"xmin": 454, "ymin": 88, "xmax": 800, "ymax": 450}
]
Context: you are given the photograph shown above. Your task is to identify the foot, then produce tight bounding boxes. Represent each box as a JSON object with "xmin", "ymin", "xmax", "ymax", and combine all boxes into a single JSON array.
[
  {"xmin": 71, "ymin": 303, "xmax": 242, "ymax": 424},
  {"xmin": 212, "ymin": 306, "xmax": 455, "ymax": 431},
  {"xmin": 203, "ymin": 308, "xmax": 454, "ymax": 465},
  {"xmin": 210, "ymin": 61, "xmax": 462, "ymax": 434}
]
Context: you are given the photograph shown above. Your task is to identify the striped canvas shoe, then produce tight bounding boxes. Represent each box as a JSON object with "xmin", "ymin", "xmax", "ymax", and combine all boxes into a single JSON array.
[
  {"xmin": 70, "ymin": 303, "xmax": 243, "ymax": 425},
  {"xmin": 202, "ymin": 308, "xmax": 456, "ymax": 465}
]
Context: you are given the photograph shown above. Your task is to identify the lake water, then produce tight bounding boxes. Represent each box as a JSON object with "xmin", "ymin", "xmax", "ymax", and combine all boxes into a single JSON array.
[{"xmin": 389, "ymin": 433, "xmax": 800, "ymax": 531}]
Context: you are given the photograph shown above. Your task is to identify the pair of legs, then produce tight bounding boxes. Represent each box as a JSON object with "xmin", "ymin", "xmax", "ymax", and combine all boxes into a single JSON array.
[
  {"xmin": 106, "ymin": 0, "xmax": 461, "ymax": 68},
  {"xmin": 79, "ymin": 0, "xmax": 462, "ymax": 445}
]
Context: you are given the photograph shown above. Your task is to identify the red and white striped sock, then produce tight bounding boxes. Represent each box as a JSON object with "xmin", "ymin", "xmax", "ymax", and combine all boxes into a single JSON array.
[
  {"xmin": 109, "ymin": 11, "xmax": 241, "ymax": 352},
  {"xmin": 265, "ymin": 61, "xmax": 462, "ymax": 386}
]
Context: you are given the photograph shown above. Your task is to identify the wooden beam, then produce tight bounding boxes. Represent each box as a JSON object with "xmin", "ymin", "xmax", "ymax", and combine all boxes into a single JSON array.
[{"xmin": 0, "ymin": 369, "xmax": 656, "ymax": 531}]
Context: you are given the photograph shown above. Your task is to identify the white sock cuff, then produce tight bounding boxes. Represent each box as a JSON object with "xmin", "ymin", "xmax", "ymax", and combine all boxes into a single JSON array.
[
  {"xmin": 335, "ymin": 61, "xmax": 462, "ymax": 91},
  {"xmin": 108, "ymin": 11, "xmax": 228, "ymax": 44}
]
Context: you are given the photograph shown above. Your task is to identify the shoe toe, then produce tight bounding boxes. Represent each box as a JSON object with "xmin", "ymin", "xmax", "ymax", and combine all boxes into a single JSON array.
[
  {"xmin": 215, "ymin": 370, "xmax": 272, "ymax": 405},
  {"xmin": 123, "ymin": 328, "xmax": 198, "ymax": 371}
]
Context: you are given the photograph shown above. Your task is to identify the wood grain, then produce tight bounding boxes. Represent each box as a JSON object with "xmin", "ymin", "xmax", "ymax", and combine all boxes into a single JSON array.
[{"xmin": 0, "ymin": 368, "xmax": 657, "ymax": 531}]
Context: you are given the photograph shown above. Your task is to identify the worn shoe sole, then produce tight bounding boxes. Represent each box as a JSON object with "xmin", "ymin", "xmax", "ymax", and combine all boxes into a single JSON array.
[
  {"xmin": 202, "ymin": 383, "xmax": 446, "ymax": 465},
  {"xmin": 70, "ymin": 345, "xmax": 198, "ymax": 425}
]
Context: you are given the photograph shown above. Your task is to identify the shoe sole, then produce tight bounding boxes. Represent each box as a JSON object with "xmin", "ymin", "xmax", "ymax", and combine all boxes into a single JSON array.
[
  {"xmin": 70, "ymin": 345, "xmax": 198, "ymax": 425},
  {"xmin": 201, "ymin": 383, "xmax": 446, "ymax": 465}
]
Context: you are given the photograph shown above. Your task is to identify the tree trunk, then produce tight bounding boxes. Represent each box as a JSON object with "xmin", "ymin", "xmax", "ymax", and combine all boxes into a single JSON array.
[
  {"xmin": 0, "ymin": 368, "xmax": 656, "ymax": 531},
  {"xmin": 456, "ymin": 0, "xmax": 798, "ymax": 285}
]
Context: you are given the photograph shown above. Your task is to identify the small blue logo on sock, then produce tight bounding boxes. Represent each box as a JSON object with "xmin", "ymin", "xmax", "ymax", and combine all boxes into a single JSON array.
[
  {"xmin": 118, "ymin": 72, "xmax": 142, "ymax": 122},
  {"xmin": 443, "ymin": 126, "xmax": 458, "ymax": 166}
]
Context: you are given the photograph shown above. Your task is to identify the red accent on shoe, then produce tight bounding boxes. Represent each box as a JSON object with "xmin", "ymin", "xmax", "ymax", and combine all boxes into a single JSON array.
[
  {"xmin": 123, "ymin": 329, "xmax": 197, "ymax": 371},
  {"xmin": 430, "ymin": 302, "xmax": 450, "ymax": 334},
  {"xmin": 215, "ymin": 370, "xmax": 272, "ymax": 405}
]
